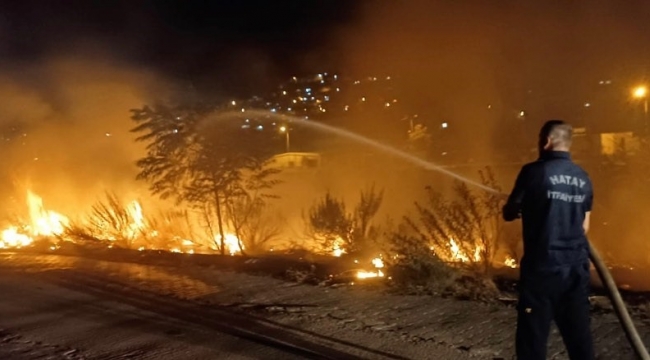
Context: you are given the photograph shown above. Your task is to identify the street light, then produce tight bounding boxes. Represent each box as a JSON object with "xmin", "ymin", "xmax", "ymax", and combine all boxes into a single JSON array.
[
  {"xmin": 632, "ymin": 85, "xmax": 648, "ymax": 133},
  {"xmin": 633, "ymin": 86, "xmax": 647, "ymax": 99},
  {"xmin": 279, "ymin": 126, "xmax": 290, "ymax": 152}
]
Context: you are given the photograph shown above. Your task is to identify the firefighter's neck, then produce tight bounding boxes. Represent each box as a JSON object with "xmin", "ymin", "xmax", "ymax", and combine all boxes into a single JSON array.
[
  {"xmin": 549, "ymin": 145, "xmax": 570, "ymax": 152},
  {"xmin": 543, "ymin": 142, "xmax": 570, "ymax": 152},
  {"xmin": 540, "ymin": 144, "xmax": 570, "ymax": 158}
]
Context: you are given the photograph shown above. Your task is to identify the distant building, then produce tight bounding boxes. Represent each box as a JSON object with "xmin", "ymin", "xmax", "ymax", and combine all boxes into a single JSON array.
[
  {"xmin": 571, "ymin": 127, "xmax": 641, "ymax": 158},
  {"xmin": 270, "ymin": 152, "xmax": 321, "ymax": 169},
  {"xmin": 599, "ymin": 132, "xmax": 640, "ymax": 156}
]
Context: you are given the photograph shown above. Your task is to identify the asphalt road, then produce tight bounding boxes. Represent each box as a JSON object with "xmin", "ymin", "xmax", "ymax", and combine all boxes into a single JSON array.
[
  {"xmin": 5, "ymin": 251, "xmax": 646, "ymax": 359},
  {"xmin": 0, "ymin": 267, "xmax": 367, "ymax": 360}
]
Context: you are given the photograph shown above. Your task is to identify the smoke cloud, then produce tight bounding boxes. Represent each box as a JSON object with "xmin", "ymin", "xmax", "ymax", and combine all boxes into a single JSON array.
[
  {"xmin": 333, "ymin": 0, "xmax": 650, "ymax": 148},
  {"xmin": 321, "ymin": 0, "xmax": 650, "ymax": 271},
  {"xmin": 0, "ymin": 53, "xmax": 171, "ymax": 219}
]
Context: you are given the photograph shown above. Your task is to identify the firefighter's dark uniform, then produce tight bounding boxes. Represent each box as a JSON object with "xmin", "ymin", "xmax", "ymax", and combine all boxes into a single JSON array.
[{"xmin": 503, "ymin": 150, "xmax": 594, "ymax": 360}]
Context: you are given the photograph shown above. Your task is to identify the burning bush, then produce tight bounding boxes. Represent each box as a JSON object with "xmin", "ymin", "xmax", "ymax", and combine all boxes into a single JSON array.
[
  {"xmin": 403, "ymin": 168, "xmax": 509, "ymax": 275},
  {"xmin": 385, "ymin": 229, "xmax": 500, "ymax": 300},
  {"xmin": 304, "ymin": 185, "xmax": 384, "ymax": 256},
  {"xmin": 377, "ymin": 166, "xmax": 518, "ymax": 298},
  {"xmin": 65, "ymin": 192, "xmax": 149, "ymax": 249},
  {"xmin": 64, "ymin": 191, "xmax": 216, "ymax": 252},
  {"xmin": 145, "ymin": 209, "xmax": 204, "ymax": 251},
  {"xmin": 65, "ymin": 192, "xmax": 249, "ymax": 254},
  {"xmin": 386, "ymin": 230, "xmax": 455, "ymax": 291}
]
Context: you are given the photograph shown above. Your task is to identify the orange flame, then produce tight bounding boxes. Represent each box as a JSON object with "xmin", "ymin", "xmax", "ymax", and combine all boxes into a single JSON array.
[
  {"xmin": 215, "ymin": 233, "xmax": 243, "ymax": 256},
  {"xmin": 332, "ymin": 237, "xmax": 345, "ymax": 257},
  {"xmin": 27, "ymin": 191, "xmax": 69, "ymax": 237},
  {"xmin": 0, "ymin": 227, "xmax": 33, "ymax": 248},
  {"xmin": 504, "ymin": 256, "xmax": 518, "ymax": 268},
  {"xmin": 1, "ymin": 191, "xmax": 243, "ymax": 256},
  {"xmin": 356, "ymin": 269, "xmax": 384, "ymax": 279},
  {"xmin": 1, "ymin": 191, "xmax": 69, "ymax": 249},
  {"xmin": 356, "ymin": 256, "xmax": 385, "ymax": 280},
  {"xmin": 448, "ymin": 238, "xmax": 482, "ymax": 263},
  {"xmin": 125, "ymin": 200, "xmax": 146, "ymax": 239}
]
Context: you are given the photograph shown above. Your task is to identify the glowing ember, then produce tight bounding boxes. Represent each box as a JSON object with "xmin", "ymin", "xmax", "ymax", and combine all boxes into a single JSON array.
[
  {"xmin": 0, "ymin": 227, "xmax": 33, "ymax": 248},
  {"xmin": 504, "ymin": 256, "xmax": 518, "ymax": 269},
  {"xmin": 371, "ymin": 257, "xmax": 384, "ymax": 268},
  {"xmin": 356, "ymin": 269, "xmax": 384, "ymax": 279}
]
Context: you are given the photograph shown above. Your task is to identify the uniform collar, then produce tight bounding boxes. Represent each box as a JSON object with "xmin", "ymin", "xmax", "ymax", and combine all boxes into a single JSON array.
[{"xmin": 540, "ymin": 150, "xmax": 571, "ymax": 160}]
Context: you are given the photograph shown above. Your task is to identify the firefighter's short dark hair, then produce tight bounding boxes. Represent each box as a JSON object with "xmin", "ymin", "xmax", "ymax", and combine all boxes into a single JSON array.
[{"xmin": 540, "ymin": 120, "xmax": 572, "ymax": 149}]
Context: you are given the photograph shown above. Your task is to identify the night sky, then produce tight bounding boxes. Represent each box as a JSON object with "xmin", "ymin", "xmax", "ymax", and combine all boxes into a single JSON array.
[
  {"xmin": 2, "ymin": 0, "xmax": 650, "ymax": 131},
  {"xmin": 0, "ymin": 0, "xmax": 360, "ymax": 96}
]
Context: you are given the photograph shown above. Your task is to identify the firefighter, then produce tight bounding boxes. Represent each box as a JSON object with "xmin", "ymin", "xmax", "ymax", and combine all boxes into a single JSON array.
[{"xmin": 503, "ymin": 120, "xmax": 595, "ymax": 360}]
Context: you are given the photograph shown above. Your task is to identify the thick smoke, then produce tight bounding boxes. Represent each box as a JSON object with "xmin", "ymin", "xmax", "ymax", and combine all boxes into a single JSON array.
[
  {"xmin": 0, "ymin": 54, "xmax": 170, "ymax": 219},
  {"xmin": 322, "ymin": 0, "xmax": 650, "ymax": 270},
  {"xmin": 334, "ymin": 0, "xmax": 650, "ymax": 149}
]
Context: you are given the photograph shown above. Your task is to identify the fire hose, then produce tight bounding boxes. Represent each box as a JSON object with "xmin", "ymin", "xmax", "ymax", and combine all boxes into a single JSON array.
[{"xmin": 589, "ymin": 244, "xmax": 650, "ymax": 359}]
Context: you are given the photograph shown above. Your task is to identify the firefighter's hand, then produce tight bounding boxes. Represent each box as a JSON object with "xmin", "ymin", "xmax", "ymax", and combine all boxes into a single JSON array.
[{"xmin": 502, "ymin": 203, "xmax": 521, "ymax": 221}]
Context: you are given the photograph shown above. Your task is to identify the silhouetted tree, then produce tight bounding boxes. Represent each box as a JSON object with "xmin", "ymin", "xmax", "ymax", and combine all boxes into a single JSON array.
[{"xmin": 131, "ymin": 103, "xmax": 279, "ymax": 255}]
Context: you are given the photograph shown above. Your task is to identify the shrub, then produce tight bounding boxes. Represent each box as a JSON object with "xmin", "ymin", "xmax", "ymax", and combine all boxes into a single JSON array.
[
  {"xmin": 65, "ymin": 192, "xmax": 202, "ymax": 251},
  {"xmin": 64, "ymin": 192, "xmax": 147, "ymax": 249},
  {"xmin": 305, "ymin": 185, "xmax": 384, "ymax": 255},
  {"xmin": 386, "ymin": 229, "xmax": 500, "ymax": 301},
  {"xmin": 383, "ymin": 168, "xmax": 509, "ymax": 300}
]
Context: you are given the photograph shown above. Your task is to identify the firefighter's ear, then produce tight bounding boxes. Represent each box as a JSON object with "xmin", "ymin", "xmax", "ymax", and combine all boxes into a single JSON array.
[{"xmin": 542, "ymin": 136, "xmax": 552, "ymax": 151}]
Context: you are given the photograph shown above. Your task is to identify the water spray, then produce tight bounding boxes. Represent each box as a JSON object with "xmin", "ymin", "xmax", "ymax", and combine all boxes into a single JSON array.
[
  {"xmin": 218, "ymin": 110, "xmax": 500, "ymax": 194},
  {"xmin": 217, "ymin": 110, "xmax": 648, "ymax": 357}
]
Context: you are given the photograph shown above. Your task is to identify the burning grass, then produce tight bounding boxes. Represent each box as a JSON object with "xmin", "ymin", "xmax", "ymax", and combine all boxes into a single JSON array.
[
  {"xmin": 1, "ymin": 190, "xmax": 244, "ymax": 256},
  {"xmin": 0, "ymin": 191, "xmax": 68, "ymax": 249},
  {"xmin": 66, "ymin": 192, "xmax": 150, "ymax": 248},
  {"xmin": 0, "ymin": 176, "xmax": 516, "ymax": 301}
]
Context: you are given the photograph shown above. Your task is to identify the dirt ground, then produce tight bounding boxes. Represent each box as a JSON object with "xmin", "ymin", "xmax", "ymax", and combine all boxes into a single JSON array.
[{"xmin": 0, "ymin": 250, "xmax": 648, "ymax": 359}]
